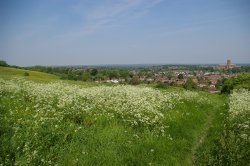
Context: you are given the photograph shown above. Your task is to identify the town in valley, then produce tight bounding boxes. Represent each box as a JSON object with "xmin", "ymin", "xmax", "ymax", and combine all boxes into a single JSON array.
[{"xmin": 15, "ymin": 59, "xmax": 249, "ymax": 93}]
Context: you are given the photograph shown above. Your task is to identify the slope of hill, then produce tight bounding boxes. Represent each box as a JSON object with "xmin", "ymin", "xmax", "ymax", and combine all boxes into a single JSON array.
[
  {"xmin": 0, "ymin": 67, "xmax": 98, "ymax": 86},
  {"xmin": 0, "ymin": 67, "xmax": 248, "ymax": 165},
  {"xmin": 0, "ymin": 66, "xmax": 59, "ymax": 82}
]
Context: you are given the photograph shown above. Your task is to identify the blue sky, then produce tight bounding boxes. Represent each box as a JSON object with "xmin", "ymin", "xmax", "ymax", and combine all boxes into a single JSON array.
[{"xmin": 0, "ymin": 0, "xmax": 250, "ymax": 66}]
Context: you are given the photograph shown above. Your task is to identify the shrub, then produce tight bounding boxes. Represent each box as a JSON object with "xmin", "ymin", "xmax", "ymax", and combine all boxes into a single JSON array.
[
  {"xmin": 129, "ymin": 78, "xmax": 140, "ymax": 85},
  {"xmin": 223, "ymin": 89, "xmax": 250, "ymax": 165},
  {"xmin": 155, "ymin": 82, "xmax": 169, "ymax": 89},
  {"xmin": 0, "ymin": 60, "xmax": 8, "ymax": 67},
  {"xmin": 221, "ymin": 73, "xmax": 250, "ymax": 94},
  {"xmin": 23, "ymin": 72, "xmax": 30, "ymax": 76},
  {"xmin": 183, "ymin": 78, "xmax": 197, "ymax": 90}
]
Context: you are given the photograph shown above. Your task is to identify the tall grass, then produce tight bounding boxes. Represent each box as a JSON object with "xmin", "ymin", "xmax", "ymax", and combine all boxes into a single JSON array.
[
  {"xmin": 195, "ymin": 89, "xmax": 250, "ymax": 165},
  {"xmin": 0, "ymin": 78, "xmax": 225, "ymax": 165}
]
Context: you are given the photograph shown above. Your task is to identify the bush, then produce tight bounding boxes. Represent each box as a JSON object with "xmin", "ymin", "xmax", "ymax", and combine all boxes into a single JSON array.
[
  {"xmin": 183, "ymin": 78, "xmax": 197, "ymax": 90},
  {"xmin": 155, "ymin": 82, "xmax": 168, "ymax": 89},
  {"xmin": 23, "ymin": 72, "xmax": 30, "ymax": 76},
  {"xmin": 221, "ymin": 89, "xmax": 250, "ymax": 165},
  {"xmin": 0, "ymin": 60, "xmax": 8, "ymax": 67},
  {"xmin": 221, "ymin": 73, "xmax": 250, "ymax": 94},
  {"xmin": 129, "ymin": 78, "xmax": 140, "ymax": 85}
]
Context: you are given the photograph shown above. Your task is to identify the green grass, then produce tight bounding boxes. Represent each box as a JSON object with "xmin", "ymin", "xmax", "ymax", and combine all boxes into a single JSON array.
[
  {"xmin": 0, "ymin": 66, "xmax": 59, "ymax": 81},
  {"xmin": 195, "ymin": 90, "xmax": 250, "ymax": 166},
  {"xmin": 193, "ymin": 95, "xmax": 228, "ymax": 165},
  {"xmin": 0, "ymin": 66, "xmax": 99, "ymax": 87},
  {"xmin": 0, "ymin": 67, "xmax": 232, "ymax": 165},
  {"xmin": 1, "ymin": 94, "xmax": 223, "ymax": 165}
]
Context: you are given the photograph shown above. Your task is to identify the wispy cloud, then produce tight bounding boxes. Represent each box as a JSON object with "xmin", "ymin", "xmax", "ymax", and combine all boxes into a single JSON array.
[{"xmin": 74, "ymin": 0, "xmax": 164, "ymax": 34}]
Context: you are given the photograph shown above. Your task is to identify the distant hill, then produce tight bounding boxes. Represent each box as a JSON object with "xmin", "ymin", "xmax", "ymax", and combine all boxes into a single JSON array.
[
  {"xmin": 0, "ymin": 66, "xmax": 59, "ymax": 82},
  {"xmin": 0, "ymin": 66, "xmax": 99, "ymax": 87}
]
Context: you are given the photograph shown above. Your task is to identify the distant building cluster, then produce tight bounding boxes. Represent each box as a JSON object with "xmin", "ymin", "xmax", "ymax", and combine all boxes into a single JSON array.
[
  {"xmin": 103, "ymin": 59, "xmax": 240, "ymax": 93},
  {"xmin": 217, "ymin": 59, "xmax": 237, "ymax": 70}
]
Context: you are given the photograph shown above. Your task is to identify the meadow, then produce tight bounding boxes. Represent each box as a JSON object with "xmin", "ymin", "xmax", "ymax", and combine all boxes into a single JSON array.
[
  {"xmin": 0, "ymin": 67, "xmax": 249, "ymax": 165},
  {"xmin": 195, "ymin": 89, "xmax": 250, "ymax": 165}
]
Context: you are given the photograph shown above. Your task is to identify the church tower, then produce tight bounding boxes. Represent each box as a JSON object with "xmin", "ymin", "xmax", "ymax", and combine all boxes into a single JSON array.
[{"xmin": 227, "ymin": 59, "xmax": 232, "ymax": 66}]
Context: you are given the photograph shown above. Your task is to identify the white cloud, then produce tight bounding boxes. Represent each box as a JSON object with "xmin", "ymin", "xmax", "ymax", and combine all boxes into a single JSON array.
[{"xmin": 74, "ymin": 0, "xmax": 164, "ymax": 34}]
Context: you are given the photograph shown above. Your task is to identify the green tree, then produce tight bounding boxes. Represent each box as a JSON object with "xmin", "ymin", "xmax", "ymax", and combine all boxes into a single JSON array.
[
  {"xmin": 0, "ymin": 60, "xmax": 8, "ymax": 66},
  {"xmin": 183, "ymin": 78, "xmax": 197, "ymax": 90},
  {"xmin": 178, "ymin": 74, "xmax": 184, "ymax": 80},
  {"xmin": 221, "ymin": 73, "xmax": 250, "ymax": 94},
  {"xmin": 107, "ymin": 70, "xmax": 119, "ymax": 79},
  {"xmin": 23, "ymin": 72, "xmax": 30, "ymax": 76},
  {"xmin": 167, "ymin": 73, "xmax": 173, "ymax": 80},
  {"xmin": 155, "ymin": 82, "xmax": 169, "ymax": 89},
  {"xmin": 119, "ymin": 69, "xmax": 129, "ymax": 78},
  {"xmin": 90, "ymin": 68, "xmax": 98, "ymax": 76},
  {"xmin": 82, "ymin": 73, "xmax": 91, "ymax": 81},
  {"xmin": 95, "ymin": 73, "xmax": 105, "ymax": 81}
]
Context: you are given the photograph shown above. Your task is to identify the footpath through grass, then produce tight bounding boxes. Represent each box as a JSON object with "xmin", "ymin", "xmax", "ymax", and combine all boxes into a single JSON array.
[{"xmin": 195, "ymin": 90, "xmax": 250, "ymax": 166}]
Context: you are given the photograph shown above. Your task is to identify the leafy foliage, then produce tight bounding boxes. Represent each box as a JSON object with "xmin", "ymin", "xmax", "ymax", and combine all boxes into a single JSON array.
[
  {"xmin": 0, "ymin": 60, "xmax": 8, "ymax": 67},
  {"xmin": 183, "ymin": 78, "xmax": 197, "ymax": 90},
  {"xmin": 155, "ymin": 82, "xmax": 169, "ymax": 89},
  {"xmin": 23, "ymin": 72, "xmax": 30, "ymax": 76},
  {"xmin": 177, "ymin": 73, "xmax": 184, "ymax": 79},
  {"xmin": 221, "ymin": 73, "xmax": 250, "ymax": 94}
]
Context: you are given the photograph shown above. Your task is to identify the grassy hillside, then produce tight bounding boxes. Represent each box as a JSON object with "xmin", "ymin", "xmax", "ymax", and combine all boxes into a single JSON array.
[
  {"xmin": 0, "ymin": 67, "xmax": 248, "ymax": 165},
  {"xmin": 0, "ymin": 66, "xmax": 98, "ymax": 86},
  {"xmin": 0, "ymin": 66, "xmax": 59, "ymax": 82},
  {"xmin": 0, "ymin": 79, "xmax": 224, "ymax": 165}
]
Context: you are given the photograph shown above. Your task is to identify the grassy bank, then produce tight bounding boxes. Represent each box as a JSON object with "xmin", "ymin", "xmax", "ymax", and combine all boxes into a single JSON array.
[
  {"xmin": 0, "ymin": 66, "xmax": 99, "ymax": 87},
  {"xmin": 0, "ymin": 75, "xmax": 225, "ymax": 165},
  {"xmin": 195, "ymin": 90, "xmax": 250, "ymax": 166}
]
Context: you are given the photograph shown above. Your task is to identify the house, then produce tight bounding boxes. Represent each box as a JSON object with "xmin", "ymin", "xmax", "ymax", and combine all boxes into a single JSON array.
[
  {"xmin": 146, "ymin": 78, "xmax": 154, "ymax": 82},
  {"xmin": 198, "ymin": 84, "xmax": 207, "ymax": 88},
  {"xmin": 199, "ymin": 80, "xmax": 208, "ymax": 85},
  {"xmin": 210, "ymin": 79, "xmax": 217, "ymax": 85},
  {"xmin": 176, "ymin": 79, "xmax": 186, "ymax": 85},
  {"xmin": 106, "ymin": 79, "xmax": 119, "ymax": 84},
  {"xmin": 191, "ymin": 77, "xmax": 198, "ymax": 84},
  {"xmin": 139, "ymin": 76, "xmax": 146, "ymax": 81},
  {"xmin": 111, "ymin": 79, "xmax": 119, "ymax": 84},
  {"xmin": 208, "ymin": 85, "xmax": 216, "ymax": 93},
  {"xmin": 205, "ymin": 75, "xmax": 222, "ymax": 80}
]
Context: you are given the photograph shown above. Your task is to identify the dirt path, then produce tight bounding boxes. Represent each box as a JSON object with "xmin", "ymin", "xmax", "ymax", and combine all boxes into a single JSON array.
[{"xmin": 191, "ymin": 114, "xmax": 213, "ymax": 164}]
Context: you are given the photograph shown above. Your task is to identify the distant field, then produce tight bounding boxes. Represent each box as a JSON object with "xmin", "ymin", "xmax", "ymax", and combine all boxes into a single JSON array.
[
  {"xmin": 0, "ymin": 67, "xmax": 249, "ymax": 165},
  {"xmin": 0, "ymin": 66, "xmax": 98, "ymax": 86},
  {"xmin": 0, "ymin": 66, "xmax": 59, "ymax": 82}
]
